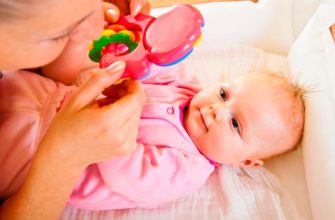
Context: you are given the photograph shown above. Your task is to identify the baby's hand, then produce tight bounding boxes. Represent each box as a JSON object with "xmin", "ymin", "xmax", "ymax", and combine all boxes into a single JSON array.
[{"xmin": 38, "ymin": 60, "xmax": 145, "ymax": 169}]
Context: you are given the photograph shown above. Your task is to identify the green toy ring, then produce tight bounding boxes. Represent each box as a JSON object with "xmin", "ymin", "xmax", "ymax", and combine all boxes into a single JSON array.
[{"xmin": 89, "ymin": 32, "xmax": 139, "ymax": 63}]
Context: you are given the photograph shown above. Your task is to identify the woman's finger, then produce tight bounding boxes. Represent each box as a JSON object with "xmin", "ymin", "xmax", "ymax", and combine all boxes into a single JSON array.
[
  {"xmin": 102, "ymin": 79, "xmax": 133, "ymax": 97},
  {"xmin": 68, "ymin": 60, "xmax": 126, "ymax": 109},
  {"xmin": 130, "ymin": 0, "xmax": 147, "ymax": 16},
  {"xmin": 96, "ymin": 96, "xmax": 118, "ymax": 107},
  {"xmin": 109, "ymin": 0, "xmax": 130, "ymax": 16},
  {"xmin": 116, "ymin": 108, "xmax": 142, "ymax": 155},
  {"xmin": 102, "ymin": 2, "xmax": 120, "ymax": 23},
  {"xmin": 112, "ymin": 93, "xmax": 143, "ymax": 155},
  {"xmin": 103, "ymin": 79, "xmax": 145, "ymax": 119},
  {"xmin": 140, "ymin": 1, "xmax": 151, "ymax": 15}
]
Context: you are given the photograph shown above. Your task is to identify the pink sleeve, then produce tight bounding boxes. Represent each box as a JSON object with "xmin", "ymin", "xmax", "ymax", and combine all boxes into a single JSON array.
[
  {"xmin": 0, "ymin": 71, "xmax": 75, "ymax": 199},
  {"xmin": 97, "ymin": 143, "xmax": 214, "ymax": 207}
]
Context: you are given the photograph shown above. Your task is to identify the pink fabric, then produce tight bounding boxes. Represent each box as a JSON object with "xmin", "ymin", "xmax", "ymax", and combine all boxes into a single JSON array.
[
  {"xmin": 0, "ymin": 65, "xmax": 214, "ymax": 209},
  {"xmin": 69, "ymin": 65, "xmax": 214, "ymax": 210},
  {"xmin": 0, "ymin": 70, "xmax": 75, "ymax": 199}
]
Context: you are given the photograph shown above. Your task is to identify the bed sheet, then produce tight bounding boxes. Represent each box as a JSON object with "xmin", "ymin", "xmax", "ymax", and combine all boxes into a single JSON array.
[{"xmin": 63, "ymin": 167, "xmax": 300, "ymax": 220}]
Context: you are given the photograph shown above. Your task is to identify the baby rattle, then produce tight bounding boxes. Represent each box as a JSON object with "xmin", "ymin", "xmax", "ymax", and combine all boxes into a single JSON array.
[{"xmin": 88, "ymin": 4, "xmax": 204, "ymax": 79}]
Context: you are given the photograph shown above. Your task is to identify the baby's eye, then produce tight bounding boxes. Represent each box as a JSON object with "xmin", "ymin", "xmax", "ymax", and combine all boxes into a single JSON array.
[
  {"xmin": 218, "ymin": 87, "xmax": 227, "ymax": 101},
  {"xmin": 231, "ymin": 118, "xmax": 240, "ymax": 134}
]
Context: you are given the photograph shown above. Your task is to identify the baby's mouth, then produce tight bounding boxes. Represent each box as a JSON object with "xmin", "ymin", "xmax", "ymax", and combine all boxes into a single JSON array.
[{"xmin": 200, "ymin": 109, "xmax": 208, "ymax": 132}]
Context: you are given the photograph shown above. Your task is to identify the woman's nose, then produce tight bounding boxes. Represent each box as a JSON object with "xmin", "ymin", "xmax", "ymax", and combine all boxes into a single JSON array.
[{"xmin": 69, "ymin": 9, "xmax": 105, "ymax": 41}]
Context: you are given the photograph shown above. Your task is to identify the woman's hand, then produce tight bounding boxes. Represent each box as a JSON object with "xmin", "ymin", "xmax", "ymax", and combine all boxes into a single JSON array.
[
  {"xmin": 103, "ymin": 0, "xmax": 151, "ymax": 23},
  {"xmin": 39, "ymin": 60, "xmax": 145, "ymax": 169},
  {"xmin": 1, "ymin": 60, "xmax": 144, "ymax": 220}
]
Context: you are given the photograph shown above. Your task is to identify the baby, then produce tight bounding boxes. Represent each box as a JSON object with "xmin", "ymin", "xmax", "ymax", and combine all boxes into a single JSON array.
[
  {"xmin": 68, "ymin": 65, "xmax": 305, "ymax": 210},
  {"xmin": 185, "ymin": 71, "xmax": 305, "ymax": 167},
  {"xmin": 0, "ymin": 65, "xmax": 304, "ymax": 210}
]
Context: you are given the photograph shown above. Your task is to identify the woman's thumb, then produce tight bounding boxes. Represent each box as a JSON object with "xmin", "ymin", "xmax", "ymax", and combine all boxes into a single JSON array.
[{"xmin": 69, "ymin": 60, "xmax": 126, "ymax": 109}]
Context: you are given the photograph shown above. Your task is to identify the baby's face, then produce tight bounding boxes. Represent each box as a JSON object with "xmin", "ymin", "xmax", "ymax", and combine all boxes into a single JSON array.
[{"xmin": 184, "ymin": 73, "xmax": 293, "ymax": 166}]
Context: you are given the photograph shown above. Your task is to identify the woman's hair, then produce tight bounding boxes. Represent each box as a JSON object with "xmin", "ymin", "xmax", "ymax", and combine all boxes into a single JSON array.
[{"xmin": 0, "ymin": 0, "xmax": 40, "ymax": 22}]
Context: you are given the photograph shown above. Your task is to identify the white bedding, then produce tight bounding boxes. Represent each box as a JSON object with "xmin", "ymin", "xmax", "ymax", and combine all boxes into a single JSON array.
[{"xmin": 63, "ymin": 167, "xmax": 300, "ymax": 219}]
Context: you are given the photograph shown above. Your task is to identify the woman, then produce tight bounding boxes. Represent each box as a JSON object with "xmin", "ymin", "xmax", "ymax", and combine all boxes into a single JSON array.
[{"xmin": 0, "ymin": 0, "xmax": 149, "ymax": 219}]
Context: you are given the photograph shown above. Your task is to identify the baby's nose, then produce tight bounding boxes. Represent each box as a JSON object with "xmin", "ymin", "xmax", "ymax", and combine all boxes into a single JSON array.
[{"xmin": 211, "ymin": 103, "xmax": 230, "ymax": 122}]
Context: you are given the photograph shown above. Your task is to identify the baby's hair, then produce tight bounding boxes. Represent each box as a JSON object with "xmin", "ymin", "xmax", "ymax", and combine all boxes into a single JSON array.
[
  {"xmin": 280, "ymin": 75, "xmax": 305, "ymax": 152},
  {"xmin": 253, "ymin": 70, "xmax": 306, "ymax": 154}
]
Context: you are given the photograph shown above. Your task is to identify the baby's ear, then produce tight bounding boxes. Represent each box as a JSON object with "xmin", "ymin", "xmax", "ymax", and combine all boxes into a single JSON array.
[{"xmin": 239, "ymin": 159, "xmax": 264, "ymax": 167}]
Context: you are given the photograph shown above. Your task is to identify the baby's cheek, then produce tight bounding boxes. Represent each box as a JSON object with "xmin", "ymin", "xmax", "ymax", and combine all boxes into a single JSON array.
[
  {"xmin": 194, "ymin": 94, "xmax": 212, "ymax": 107},
  {"xmin": 39, "ymin": 40, "xmax": 68, "ymax": 61}
]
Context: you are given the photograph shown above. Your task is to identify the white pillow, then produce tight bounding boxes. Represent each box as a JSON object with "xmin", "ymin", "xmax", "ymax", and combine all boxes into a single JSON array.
[
  {"xmin": 292, "ymin": 0, "xmax": 321, "ymax": 37},
  {"xmin": 288, "ymin": 4, "xmax": 335, "ymax": 220}
]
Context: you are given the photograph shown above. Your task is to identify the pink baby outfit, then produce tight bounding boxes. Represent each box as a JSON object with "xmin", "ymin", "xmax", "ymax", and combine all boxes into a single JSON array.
[{"xmin": 0, "ymin": 65, "xmax": 214, "ymax": 210}]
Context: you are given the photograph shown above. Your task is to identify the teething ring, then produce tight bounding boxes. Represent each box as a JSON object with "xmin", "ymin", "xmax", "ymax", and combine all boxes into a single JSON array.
[{"xmin": 89, "ymin": 33, "xmax": 139, "ymax": 63}]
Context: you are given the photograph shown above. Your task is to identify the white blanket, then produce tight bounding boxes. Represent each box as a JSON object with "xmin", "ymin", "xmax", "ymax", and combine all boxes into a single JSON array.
[{"xmin": 62, "ymin": 167, "xmax": 300, "ymax": 220}]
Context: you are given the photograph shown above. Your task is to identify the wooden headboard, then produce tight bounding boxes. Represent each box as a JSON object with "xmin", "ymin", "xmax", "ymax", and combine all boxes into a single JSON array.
[{"xmin": 149, "ymin": 0, "xmax": 258, "ymax": 8}]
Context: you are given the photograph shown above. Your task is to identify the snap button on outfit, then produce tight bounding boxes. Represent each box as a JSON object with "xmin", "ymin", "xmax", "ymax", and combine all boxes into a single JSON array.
[{"xmin": 167, "ymin": 107, "xmax": 174, "ymax": 114}]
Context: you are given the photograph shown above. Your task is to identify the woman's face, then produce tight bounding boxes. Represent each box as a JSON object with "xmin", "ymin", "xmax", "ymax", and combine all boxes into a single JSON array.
[{"xmin": 0, "ymin": 0, "xmax": 103, "ymax": 70}]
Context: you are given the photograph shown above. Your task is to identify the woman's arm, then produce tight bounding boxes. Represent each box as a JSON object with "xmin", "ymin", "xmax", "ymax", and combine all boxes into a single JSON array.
[
  {"xmin": 0, "ymin": 145, "xmax": 85, "ymax": 220},
  {"xmin": 1, "ymin": 62, "xmax": 145, "ymax": 219}
]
